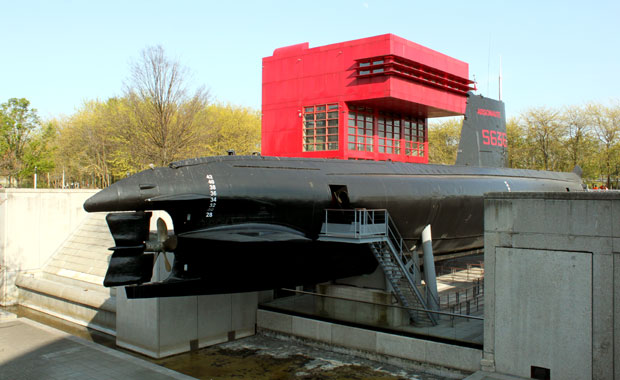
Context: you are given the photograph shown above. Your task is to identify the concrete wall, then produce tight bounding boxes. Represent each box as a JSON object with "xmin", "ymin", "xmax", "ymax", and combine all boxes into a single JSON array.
[
  {"xmin": 258, "ymin": 309, "xmax": 481, "ymax": 376},
  {"xmin": 316, "ymin": 283, "xmax": 406, "ymax": 328},
  {"xmin": 483, "ymin": 192, "xmax": 620, "ymax": 380},
  {"xmin": 115, "ymin": 254, "xmax": 258, "ymax": 358},
  {"xmin": 0, "ymin": 189, "xmax": 97, "ymax": 305}
]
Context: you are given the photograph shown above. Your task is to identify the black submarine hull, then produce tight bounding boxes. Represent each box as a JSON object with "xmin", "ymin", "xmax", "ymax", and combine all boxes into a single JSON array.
[{"xmin": 85, "ymin": 155, "xmax": 582, "ymax": 298}]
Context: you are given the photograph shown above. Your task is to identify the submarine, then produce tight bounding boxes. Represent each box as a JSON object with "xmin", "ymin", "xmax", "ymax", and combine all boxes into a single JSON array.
[{"xmin": 84, "ymin": 94, "xmax": 583, "ymax": 298}]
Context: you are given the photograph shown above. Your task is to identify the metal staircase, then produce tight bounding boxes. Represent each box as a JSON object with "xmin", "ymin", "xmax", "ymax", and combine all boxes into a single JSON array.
[{"xmin": 318, "ymin": 209, "xmax": 438, "ymax": 325}]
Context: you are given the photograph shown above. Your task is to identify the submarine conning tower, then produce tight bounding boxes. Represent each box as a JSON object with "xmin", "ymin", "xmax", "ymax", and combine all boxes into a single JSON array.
[{"xmin": 261, "ymin": 33, "xmax": 475, "ymax": 163}]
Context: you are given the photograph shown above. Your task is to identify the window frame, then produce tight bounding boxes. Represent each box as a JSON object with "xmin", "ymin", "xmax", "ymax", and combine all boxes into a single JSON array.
[{"xmin": 303, "ymin": 103, "xmax": 339, "ymax": 152}]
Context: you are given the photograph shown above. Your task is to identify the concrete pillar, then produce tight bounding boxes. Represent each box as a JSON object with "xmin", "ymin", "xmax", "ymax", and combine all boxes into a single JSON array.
[{"xmin": 421, "ymin": 225, "xmax": 439, "ymax": 311}]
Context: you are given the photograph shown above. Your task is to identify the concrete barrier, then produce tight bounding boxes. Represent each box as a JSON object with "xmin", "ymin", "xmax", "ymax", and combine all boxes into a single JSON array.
[
  {"xmin": 257, "ymin": 309, "xmax": 481, "ymax": 376},
  {"xmin": 483, "ymin": 192, "xmax": 620, "ymax": 380},
  {"xmin": 0, "ymin": 189, "xmax": 97, "ymax": 305},
  {"xmin": 115, "ymin": 254, "xmax": 258, "ymax": 358}
]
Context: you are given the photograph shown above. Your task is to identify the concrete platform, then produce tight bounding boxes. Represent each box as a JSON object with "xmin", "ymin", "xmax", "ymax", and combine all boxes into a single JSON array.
[{"xmin": 0, "ymin": 317, "xmax": 197, "ymax": 380}]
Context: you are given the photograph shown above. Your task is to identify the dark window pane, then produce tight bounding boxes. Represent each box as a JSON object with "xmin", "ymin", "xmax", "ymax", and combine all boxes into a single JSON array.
[
  {"xmin": 316, "ymin": 128, "xmax": 326, "ymax": 135},
  {"xmin": 327, "ymin": 111, "xmax": 338, "ymax": 119},
  {"xmin": 328, "ymin": 135, "xmax": 338, "ymax": 142},
  {"xmin": 328, "ymin": 127, "xmax": 338, "ymax": 134},
  {"xmin": 328, "ymin": 143, "xmax": 338, "ymax": 150},
  {"xmin": 360, "ymin": 70, "xmax": 370, "ymax": 75},
  {"xmin": 372, "ymin": 68, "xmax": 384, "ymax": 73},
  {"xmin": 328, "ymin": 104, "xmax": 338, "ymax": 110},
  {"xmin": 348, "ymin": 127, "xmax": 356, "ymax": 135},
  {"xmin": 316, "ymin": 105, "xmax": 326, "ymax": 111},
  {"xmin": 304, "ymin": 107, "xmax": 314, "ymax": 113},
  {"xmin": 316, "ymin": 120, "xmax": 326, "ymax": 127},
  {"xmin": 328, "ymin": 119, "xmax": 338, "ymax": 126},
  {"xmin": 348, "ymin": 119, "xmax": 355, "ymax": 127},
  {"xmin": 316, "ymin": 112, "xmax": 326, "ymax": 120},
  {"xmin": 372, "ymin": 60, "xmax": 384, "ymax": 65},
  {"xmin": 359, "ymin": 62, "xmax": 370, "ymax": 67}
]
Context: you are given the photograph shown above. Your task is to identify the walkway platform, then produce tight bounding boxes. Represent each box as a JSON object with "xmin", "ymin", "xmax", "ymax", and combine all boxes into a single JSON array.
[{"xmin": 0, "ymin": 315, "xmax": 196, "ymax": 380}]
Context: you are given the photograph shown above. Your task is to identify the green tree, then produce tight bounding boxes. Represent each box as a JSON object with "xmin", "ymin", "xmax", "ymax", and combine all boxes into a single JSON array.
[
  {"xmin": 56, "ymin": 99, "xmax": 126, "ymax": 188},
  {"xmin": 21, "ymin": 121, "xmax": 57, "ymax": 187},
  {"xmin": 506, "ymin": 117, "xmax": 530, "ymax": 169},
  {"xmin": 195, "ymin": 103, "xmax": 261, "ymax": 157},
  {"xmin": 520, "ymin": 107, "xmax": 565, "ymax": 171},
  {"xmin": 0, "ymin": 98, "xmax": 42, "ymax": 186},
  {"xmin": 586, "ymin": 102, "xmax": 620, "ymax": 188},
  {"xmin": 428, "ymin": 117, "xmax": 462, "ymax": 165}
]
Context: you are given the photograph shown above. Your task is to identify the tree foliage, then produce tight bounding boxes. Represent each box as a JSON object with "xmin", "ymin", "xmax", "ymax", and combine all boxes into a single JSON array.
[
  {"xmin": 51, "ymin": 98, "xmax": 261, "ymax": 188},
  {"xmin": 428, "ymin": 118, "xmax": 462, "ymax": 165},
  {"xmin": 0, "ymin": 98, "xmax": 48, "ymax": 186},
  {"xmin": 196, "ymin": 104, "xmax": 261, "ymax": 156},
  {"xmin": 428, "ymin": 101, "xmax": 620, "ymax": 188}
]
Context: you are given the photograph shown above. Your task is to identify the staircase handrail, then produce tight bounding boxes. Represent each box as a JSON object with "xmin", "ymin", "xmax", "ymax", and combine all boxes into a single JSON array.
[{"xmin": 385, "ymin": 213, "xmax": 421, "ymax": 275}]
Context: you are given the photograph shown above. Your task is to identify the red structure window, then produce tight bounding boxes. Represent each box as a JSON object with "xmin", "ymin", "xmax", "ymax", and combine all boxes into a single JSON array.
[
  {"xmin": 402, "ymin": 117, "xmax": 426, "ymax": 157},
  {"xmin": 378, "ymin": 112, "xmax": 400, "ymax": 154},
  {"xmin": 348, "ymin": 107, "xmax": 426, "ymax": 157},
  {"xmin": 348, "ymin": 106, "xmax": 374, "ymax": 152},
  {"xmin": 303, "ymin": 104, "xmax": 339, "ymax": 152}
]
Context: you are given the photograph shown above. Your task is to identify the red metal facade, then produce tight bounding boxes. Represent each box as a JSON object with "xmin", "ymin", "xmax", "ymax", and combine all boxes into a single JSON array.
[{"xmin": 261, "ymin": 34, "xmax": 474, "ymax": 163}]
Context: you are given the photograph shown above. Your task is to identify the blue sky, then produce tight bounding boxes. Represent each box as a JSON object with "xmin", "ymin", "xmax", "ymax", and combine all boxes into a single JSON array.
[{"xmin": 1, "ymin": 0, "xmax": 618, "ymax": 120}]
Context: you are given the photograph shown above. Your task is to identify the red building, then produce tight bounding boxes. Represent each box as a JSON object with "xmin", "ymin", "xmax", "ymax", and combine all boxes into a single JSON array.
[{"xmin": 261, "ymin": 34, "xmax": 475, "ymax": 163}]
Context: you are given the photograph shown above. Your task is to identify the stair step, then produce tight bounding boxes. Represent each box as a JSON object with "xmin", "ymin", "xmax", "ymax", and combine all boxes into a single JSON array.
[{"xmin": 40, "ymin": 272, "xmax": 115, "ymax": 296}]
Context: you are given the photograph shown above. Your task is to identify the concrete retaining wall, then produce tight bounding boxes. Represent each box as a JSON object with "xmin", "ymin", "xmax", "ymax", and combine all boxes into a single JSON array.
[
  {"xmin": 483, "ymin": 192, "xmax": 620, "ymax": 380},
  {"xmin": 257, "ymin": 309, "xmax": 481, "ymax": 376},
  {"xmin": 115, "ymin": 254, "xmax": 258, "ymax": 358},
  {"xmin": 0, "ymin": 189, "xmax": 97, "ymax": 305}
]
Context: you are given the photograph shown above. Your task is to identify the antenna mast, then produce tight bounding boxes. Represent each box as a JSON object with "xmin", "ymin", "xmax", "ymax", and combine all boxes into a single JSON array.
[{"xmin": 499, "ymin": 55, "xmax": 503, "ymax": 101}]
